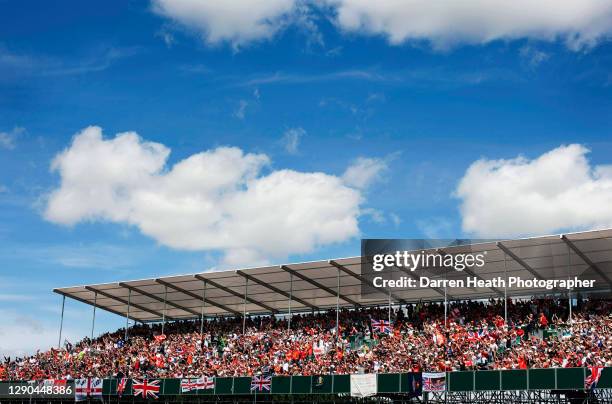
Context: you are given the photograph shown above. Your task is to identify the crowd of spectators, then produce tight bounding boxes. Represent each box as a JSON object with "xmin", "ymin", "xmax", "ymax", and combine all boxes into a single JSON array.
[{"xmin": 1, "ymin": 297, "xmax": 610, "ymax": 380}]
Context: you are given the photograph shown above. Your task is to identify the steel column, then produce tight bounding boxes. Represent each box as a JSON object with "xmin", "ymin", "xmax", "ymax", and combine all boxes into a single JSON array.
[
  {"xmin": 161, "ymin": 285, "xmax": 168, "ymax": 334},
  {"xmin": 288, "ymin": 273, "xmax": 293, "ymax": 330},
  {"xmin": 387, "ymin": 288, "xmax": 391, "ymax": 332},
  {"xmin": 58, "ymin": 294, "xmax": 65, "ymax": 349},
  {"xmin": 336, "ymin": 267, "xmax": 340, "ymax": 339},
  {"xmin": 125, "ymin": 289, "xmax": 131, "ymax": 341},
  {"xmin": 243, "ymin": 277, "xmax": 248, "ymax": 334},
  {"xmin": 567, "ymin": 243, "xmax": 573, "ymax": 324},
  {"xmin": 200, "ymin": 281, "xmax": 207, "ymax": 335},
  {"xmin": 90, "ymin": 291, "xmax": 97, "ymax": 340},
  {"xmin": 503, "ymin": 252, "xmax": 508, "ymax": 326}
]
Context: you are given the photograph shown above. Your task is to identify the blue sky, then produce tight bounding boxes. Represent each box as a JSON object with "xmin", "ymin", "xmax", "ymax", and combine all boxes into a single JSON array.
[{"xmin": 1, "ymin": 0, "xmax": 612, "ymax": 356}]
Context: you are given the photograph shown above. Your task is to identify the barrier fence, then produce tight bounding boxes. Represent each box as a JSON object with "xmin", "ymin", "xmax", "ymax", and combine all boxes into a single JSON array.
[{"xmin": 1, "ymin": 367, "xmax": 611, "ymax": 398}]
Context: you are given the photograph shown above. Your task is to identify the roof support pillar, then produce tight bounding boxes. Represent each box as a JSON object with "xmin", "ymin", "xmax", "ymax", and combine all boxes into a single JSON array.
[
  {"xmin": 387, "ymin": 288, "xmax": 392, "ymax": 331},
  {"xmin": 125, "ymin": 289, "xmax": 131, "ymax": 341},
  {"xmin": 58, "ymin": 294, "xmax": 65, "ymax": 349},
  {"xmin": 161, "ymin": 285, "xmax": 167, "ymax": 335},
  {"xmin": 503, "ymin": 253, "xmax": 508, "ymax": 326},
  {"xmin": 90, "ymin": 291, "xmax": 97, "ymax": 341},
  {"xmin": 288, "ymin": 272, "xmax": 293, "ymax": 330},
  {"xmin": 336, "ymin": 266, "xmax": 340, "ymax": 341},
  {"xmin": 567, "ymin": 243, "xmax": 573, "ymax": 325},
  {"xmin": 242, "ymin": 277, "xmax": 248, "ymax": 334},
  {"xmin": 200, "ymin": 280, "xmax": 207, "ymax": 336}
]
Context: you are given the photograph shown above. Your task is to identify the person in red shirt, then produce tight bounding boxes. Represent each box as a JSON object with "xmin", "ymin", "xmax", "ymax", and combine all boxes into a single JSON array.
[{"xmin": 539, "ymin": 313, "xmax": 549, "ymax": 328}]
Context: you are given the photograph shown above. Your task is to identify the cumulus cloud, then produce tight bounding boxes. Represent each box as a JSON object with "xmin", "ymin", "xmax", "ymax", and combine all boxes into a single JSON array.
[
  {"xmin": 151, "ymin": 0, "xmax": 612, "ymax": 50},
  {"xmin": 45, "ymin": 126, "xmax": 369, "ymax": 265},
  {"xmin": 331, "ymin": 0, "xmax": 612, "ymax": 49},
  {"xmin": 456, "ymin": 144, "xmax": 612, "ymax": 237},
  {"xmin": 152, "ymin": 0, "xmax": 299, "ymax": 48},
  {"xmin": 281, "ymin": 127, "xmax": 306, "ymax": 154},
  {"xmin": 342, "ymin": 157, "xmax": 388, "ymax": 189}
]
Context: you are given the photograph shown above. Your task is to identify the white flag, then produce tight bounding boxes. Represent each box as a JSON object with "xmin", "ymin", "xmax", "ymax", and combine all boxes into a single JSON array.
[
  {"xmin": 350, "ymin": 374, "xmax": 377, "ymax": 397},
  {"xmin": 75, "ymin": 378, "xmax": 103, "ymax": 401}
]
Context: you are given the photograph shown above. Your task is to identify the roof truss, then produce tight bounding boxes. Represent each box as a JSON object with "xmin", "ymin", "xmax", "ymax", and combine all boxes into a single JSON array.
[
  {"xmin": 85, "ymin": 286, "xmax": 169, "ymax": 320},
  {"xmin": 280, "ymin": 265, "xmax": 361, "ymax": 307},
  {"xmin": 118, "ymin": 282, "xmax": 201, "ymax": 317},
  {"xmin": 194, "ymin": 274, "xmax": 279, "ymax": 314},
  {"xmin": 328, "ymin": 260, "xmax": 407, "ymax": 304},
  {"xmin": 236, "ymin": 270, "xmax": 319, "ymax": 311},
  {"xmin": 155, "ymin": 278, "xmax": 242, "ymax": 316}
]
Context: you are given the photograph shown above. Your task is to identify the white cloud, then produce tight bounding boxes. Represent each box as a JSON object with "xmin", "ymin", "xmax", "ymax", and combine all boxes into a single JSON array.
[
  {"xmin": 331, "ymin": 0, "xmax": 612, "ymax": 50},
  {"xmin": 456, "ymin": 144, "xmax": 612, "ymax": 237},
  {"xmin": 281, "ymin": 127, "xmax": 306, "ymax": 154},
  {"xmin": 0, "ymin": 126, "xmax": 25, "ymax": 150},
  {"xmin": 152, "ymin": 0, "xmax": 299, "ymax": 48},
  {"xmin": 45, "ymin": 126, "xmax": 367, "ymax": 265},
  {"xmin": 342, "ymin": 157, "xmax": 388, "ymax": 189},
  {"xmin": 150, "ymin": 0, "xmax": 612, "ymax": 50}
]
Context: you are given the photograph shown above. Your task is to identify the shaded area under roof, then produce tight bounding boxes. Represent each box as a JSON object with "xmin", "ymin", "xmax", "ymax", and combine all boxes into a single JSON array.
[{"xmin": 54, "ymin": 229, "xmax": 612, "ymax": 323}]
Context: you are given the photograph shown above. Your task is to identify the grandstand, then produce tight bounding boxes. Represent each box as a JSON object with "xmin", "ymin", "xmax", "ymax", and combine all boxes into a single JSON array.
[{"xmin": 2, "ymin": 229, "xmax": 612, "ymax": 403}]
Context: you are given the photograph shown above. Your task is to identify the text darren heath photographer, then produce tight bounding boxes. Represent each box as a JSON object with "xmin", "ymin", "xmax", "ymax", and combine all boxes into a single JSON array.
[{"xmin": 370, "ymin": 250, "xmax": 596, "ymax": 290}]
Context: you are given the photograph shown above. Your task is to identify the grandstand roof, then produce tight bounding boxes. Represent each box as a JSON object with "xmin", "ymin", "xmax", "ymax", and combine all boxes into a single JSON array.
[{"xmin": 54, "ymin": 229, "xmax": 612, "ymax": 323}]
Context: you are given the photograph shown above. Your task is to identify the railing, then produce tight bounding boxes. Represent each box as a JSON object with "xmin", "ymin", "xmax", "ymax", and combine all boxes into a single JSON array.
[{"xmin": 0, "ymin": 367, "xmax": 610, "ymax": 398}]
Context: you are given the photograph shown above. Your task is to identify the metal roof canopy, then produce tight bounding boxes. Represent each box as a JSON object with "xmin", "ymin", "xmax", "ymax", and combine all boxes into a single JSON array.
[{"xmin": 54, "ymin": 228, "xmax": 612, "ymax": 323}]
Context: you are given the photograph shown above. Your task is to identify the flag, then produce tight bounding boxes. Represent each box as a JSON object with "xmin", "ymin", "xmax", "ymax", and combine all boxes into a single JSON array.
[
  {"xmin": 585, "ymin": 367, "xmax": 604, "ymax": 390},
  {"xmin": 75, "ymin": 378, "xmax": 103, "ymax": 401},
  {"xmin": 433, "ymin": 331, "xmax": 446, "ymax": 346},
  {"xmin": 117, "ymin": 378, "xmax": 128, "ymax": 397},
  {"xmin": 181, "ymin": 377, "xmax": 214, "ymax": 393},
  {"xmin": 350, "ymin": 374, "xmax": 377, "ymax": 397},
  {"xmin": 154, "ymin": 334, "xmax": 167, "ymax": 343},
  {"xmin": 44, "ymin": 379, "xmax": 67, "ymax": 388},
  {"xmin": 133, "ymin": 379, "xmax": 160, "ymax": 399},
  {"xmin": 422, "ymin": 372, "xmax": 446, "ymax": 392},
  {"xmin": 250, "ymin": 376, "xmax": 271, "ymax": 392},
  {"xmin": 477, "ymin": 328, "xmax": 488, "ymax": 339},
  {"xmin": 371, "ymin": 319, "xmax": 392, "ymax": 334}
]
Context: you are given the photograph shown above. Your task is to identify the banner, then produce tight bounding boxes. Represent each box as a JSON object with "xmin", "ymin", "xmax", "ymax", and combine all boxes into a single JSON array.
[
  {"xmin": 181, "ymin": 377, "xmax": 214, "ymax": 393},
  {"xmin": 350, "ymin": 374, "xmax": 377, "ymax": 397},
  {"xmin": 422, "ymin": 372, "xmax": 446, "ymax": 392},
  {"xmin": 75, "ymin": 378, "xmax": 102, "ymax": 401}
]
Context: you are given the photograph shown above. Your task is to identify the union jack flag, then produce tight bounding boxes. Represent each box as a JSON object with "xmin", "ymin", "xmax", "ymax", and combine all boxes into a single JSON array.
[
  {"xmin": 585, "ymin": 367, "xmax": 604, "ymax": 390},
  {"xmin": 117, "ymin": 378, "xmax": 128, "ymax": 397},
  {"xmin": 250, "ymin": 375, "xmax": 271, "ymax": 392},
  {"xmin": 133, "ymin": 379, "xmax": 160, "ymax": 399},
  {"xmin": 371, "ymin": 319, "xmax": 392, "ymax": 334}
]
